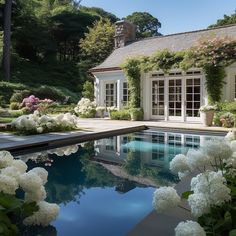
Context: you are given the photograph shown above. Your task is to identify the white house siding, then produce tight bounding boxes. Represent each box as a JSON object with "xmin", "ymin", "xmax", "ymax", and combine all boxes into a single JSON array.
[{"xmin": 93, "ymin": 66, "xmax": 236, "ymax": 122}]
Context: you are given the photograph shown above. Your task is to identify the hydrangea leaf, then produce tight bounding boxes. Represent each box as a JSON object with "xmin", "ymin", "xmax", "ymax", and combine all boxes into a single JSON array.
[{"xmin": 181, "ymin": 191, "xmax": 193, "ymax": 199}]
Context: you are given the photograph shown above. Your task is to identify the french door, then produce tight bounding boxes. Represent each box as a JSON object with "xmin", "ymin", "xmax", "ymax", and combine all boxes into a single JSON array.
[
  {"xmin": 152, "ymin": 80, "xmax": 165, "ymax": 119},
  {"xmin": 151, "ymin": 77, "xmax": 202, "ymax": 121}
]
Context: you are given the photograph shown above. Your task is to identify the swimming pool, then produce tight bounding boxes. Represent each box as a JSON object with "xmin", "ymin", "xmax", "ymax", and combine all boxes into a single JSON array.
[{"xmin": 15, "ymin": 129, "xmax": 223, "ymax": 236}]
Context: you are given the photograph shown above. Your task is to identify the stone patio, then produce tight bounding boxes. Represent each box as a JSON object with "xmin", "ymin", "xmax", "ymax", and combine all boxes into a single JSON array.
[{"xmin": 0, "ymin": 118, "xmax": 230, "ymax": 151}]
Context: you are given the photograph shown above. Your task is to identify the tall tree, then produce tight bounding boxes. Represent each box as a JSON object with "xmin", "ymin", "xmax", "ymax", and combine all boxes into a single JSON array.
[
  {"xmin": 209, "ymin": 10, "xmax": 236, "ymax": 28},
  {"xmin": 80, "ymin": 19, "xmax": 115, "ymax": 65},
  {"xmin": 2, "ymin": 0, "xmax": 12, "ymax": 81},
  {"xmin": 126, "ymin": 12, "xmax": 161, "ymax": 39}
]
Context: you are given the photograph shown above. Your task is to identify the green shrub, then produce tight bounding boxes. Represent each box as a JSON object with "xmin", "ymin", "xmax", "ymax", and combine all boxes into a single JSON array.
[
  {"xmin": 10, "ymin": 90, "xmax": 30, "ymax": 103},
  {"xmin": 82, "ymin": 81, "xmax": 94, "ymax": 100},
  {"xmin": 79, "ymin": 109, "xmax": 96, "ymax": 118},
  {"xmin": 0, "ymin": 82, "xmax": 28, "ymax": 104},
  {"xmin": 217, "ymin": 101, "xmax": 236, "ymax": 113},
  {"xmin": 130, "ymin": 108, "xmax": 144, "ymax": 121},
  {"xmin": 213, "ymin": 111, "xmax": 224, "ymax": 126},
  {"xmin": 110, "ymin": 110, "xmax": 131, "ymax": 120},
  {"xmin": 10, "ymin": 102, "xmax": 21, "ymax": 110},
  {"xmin": 20, "ymin": 107, "xmax": 31, "ymax": 115}
]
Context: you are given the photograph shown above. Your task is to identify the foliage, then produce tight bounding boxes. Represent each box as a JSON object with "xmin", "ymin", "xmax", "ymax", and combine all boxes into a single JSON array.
[
  {"xmin": 110, "ymin": 109, "xmax": 131, "ymax": 120},
  {"xmin": 82, "ymin": 81, "xmax": 94, "ymax": 101},
  {"xmin": 80, "ymin": 19, "xmax": 115, "ymax": 65},
  {"xmin": 126, "ymin": 12, "xmax": 161, "ymax": 38},
  {"xmin": 9, "ymin": 102, "xmax": 20, "ymax": 110},
  {"xmin": 220, "ymin": 112, "xmax": 235, "ymax": 128},
  {"xmin": 130, "ymin": 108, "xmax": 144, "ymax": 121},
  {"xmin": 214, "ymin": 111, "xmax": 225, "ymax": 126},
  {"xmin": 217, "ymin": 101, "xmax": 236, "ymax": 113},
  {"xmin": 209, "ymin": 10, "xmax": 236, "ymax": 28},
  {"xmin": 122, "ymin": 58, "xmax": 141, "ymax": 108},
  {"xmin": 80, "ymin": 6, "xmax": 119, "ymax": 23}
]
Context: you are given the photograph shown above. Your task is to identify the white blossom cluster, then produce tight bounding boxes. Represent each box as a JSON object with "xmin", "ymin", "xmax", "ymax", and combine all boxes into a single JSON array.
[
  {"xmin": 74, "ymin": 98, "xmax": 96, "ymax": 116},
  {"xmin": 11, "ymin": 110, "xmax": 79, "ymax": 134},
  {"xmin": 175, "ymin": 221, "xmax": 206, "ymax": 236},
  {"xmin": 153, "ymin": 131, "xmax": 236, "ymax": 236},
  {"xmin": 0, "ymin": 151, "xmax": 59, "ymax": 226},
  {"xmin": 152, "ymin": 186, "xmax": 181, "ymax": 212},
  {"xmin": 188, "ymin": 171, "xmax": 231, "ymax": 217}
]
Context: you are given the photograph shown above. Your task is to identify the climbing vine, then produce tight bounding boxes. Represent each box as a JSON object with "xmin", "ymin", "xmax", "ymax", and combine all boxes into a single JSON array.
[{"xmin": 122, "ymin": 36, "xmax": 236, "ymax": 107}]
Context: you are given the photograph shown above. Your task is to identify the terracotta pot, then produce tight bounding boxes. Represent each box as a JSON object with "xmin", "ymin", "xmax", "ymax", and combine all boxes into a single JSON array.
[{"xmin": 200, "ymin": 110, "xmax": 215, "ymax": 126}]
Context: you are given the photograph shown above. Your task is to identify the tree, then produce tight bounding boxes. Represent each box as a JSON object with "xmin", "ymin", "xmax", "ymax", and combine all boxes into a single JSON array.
[
  {"xmin": 80, "ymin": 19, "xmax": 115, "ymax": 65},
  {"xmin": 2, "ymin": 0, "xmax": 12, "ymax": 81},
  {"xmin": 209, "ymin": 10, "xmax": 236, "ymax": 28},
  {"xmin": 126, "ymin": 12, "xmax": 161, "ymax": 39},
  {"xmin": 82, "ymin": 80, "xmax": 94, "ymax": 100}
]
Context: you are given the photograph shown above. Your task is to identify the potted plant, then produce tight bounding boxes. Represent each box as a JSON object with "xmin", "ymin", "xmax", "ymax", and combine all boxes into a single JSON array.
[
  {"xmin": 96, "ymin": 106, "xmax": 106, "ymax": 118},
  {"xmin": 130, "ymin": 108, "xmax": 144, "ymax": 121},
  {"xmin": 199, "ymin": 105, "xmax": 216, "ymax": 126},
  {"xmin": 107, "ymin": 106, "xmax": 117, "ymax": 118}
]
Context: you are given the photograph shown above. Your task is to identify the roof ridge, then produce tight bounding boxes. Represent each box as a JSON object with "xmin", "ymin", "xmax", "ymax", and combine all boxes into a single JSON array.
[{"xmin": 129, "ymin": 23, "xmax": 236, "ymax": 44}]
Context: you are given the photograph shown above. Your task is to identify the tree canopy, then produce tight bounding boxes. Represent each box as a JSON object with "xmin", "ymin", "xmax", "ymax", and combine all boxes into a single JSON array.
[
  {"xmin": 209, "ymin": 10, "xmax": 236, "ymax": 28},
  {"xmin": 126, "ymin": 12, "xmax": 161, "ymax": 38}
]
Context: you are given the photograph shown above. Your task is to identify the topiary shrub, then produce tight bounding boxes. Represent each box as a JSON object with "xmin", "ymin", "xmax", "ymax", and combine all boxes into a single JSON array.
[
  {"xmin": 10, "ymin": 102, "xmax": 21, "ymax": 110},
  {"xmin": 110, "ymin": 110, "xmax": 131, "ymax": 120}
]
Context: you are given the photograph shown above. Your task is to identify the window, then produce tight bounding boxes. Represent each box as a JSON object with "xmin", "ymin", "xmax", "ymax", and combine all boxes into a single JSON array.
[
  {"xmin": 123, "ymin": 82, "xmax": 129, "ymax": 106},
  {"xmin": 105, "ymin": 83, "xmax": 116, "ymax": 107}
]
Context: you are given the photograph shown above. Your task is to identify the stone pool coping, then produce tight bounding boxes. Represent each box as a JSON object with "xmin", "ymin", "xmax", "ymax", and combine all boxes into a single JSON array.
[{"xmin": 0, "ymin": 118, "xmax": 229, "ymax": 152}]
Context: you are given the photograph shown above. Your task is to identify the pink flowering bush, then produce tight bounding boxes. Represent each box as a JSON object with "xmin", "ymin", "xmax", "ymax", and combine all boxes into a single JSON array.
[{"xmin": 21, "ymin": 95, "xmax": 54, "ymax": 113}]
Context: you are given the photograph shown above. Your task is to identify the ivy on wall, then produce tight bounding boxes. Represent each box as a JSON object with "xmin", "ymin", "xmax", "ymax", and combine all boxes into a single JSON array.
[{"xmin": 122, "ymin": 36, "xmax": 236, "ymax": 108}]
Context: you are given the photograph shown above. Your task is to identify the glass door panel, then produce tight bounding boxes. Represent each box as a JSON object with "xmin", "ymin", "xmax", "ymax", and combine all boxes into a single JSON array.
[
  {"xmin": 186, "ymin": 78, "xmax": 201, "ymax": 117},
  {"xmin": 168, "ymin": 79, "xmax": 182, "ymax": 117},
  {"xmin": 152, "ymin": 80, "xmax": 165, "ymax": 116},
  {"xmin": 105, "ymin": 83, "xmax": 116, "ymax": 107}
]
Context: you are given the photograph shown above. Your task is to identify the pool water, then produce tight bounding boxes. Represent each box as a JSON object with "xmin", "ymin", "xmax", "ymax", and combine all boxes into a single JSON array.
[{"xmin": 15, "ymin": 129, "xmax": 222, "ymax": 236}]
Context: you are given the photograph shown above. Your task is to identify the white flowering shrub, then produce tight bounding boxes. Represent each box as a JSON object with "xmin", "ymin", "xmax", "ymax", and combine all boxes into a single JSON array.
[
  {"xmin": 0, "ymin": 151, "xmax": 59, "ymax": 234},
  {"xmin": 153, "ymin": 131, "xmax": 236, "ymax": 236},
  {"xmin": 11, "ymin": 110, "xmax": 79, "ymax": 135},
  {"xmin": 74, "ymin": 98, "xmax": 96, "ymax": 118}
]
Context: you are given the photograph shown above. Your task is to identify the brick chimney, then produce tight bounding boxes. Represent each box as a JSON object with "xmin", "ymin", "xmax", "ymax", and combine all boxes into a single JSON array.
[{"xmin": 114, "ymin": 20, "xmax": 136, "ymax": 48}]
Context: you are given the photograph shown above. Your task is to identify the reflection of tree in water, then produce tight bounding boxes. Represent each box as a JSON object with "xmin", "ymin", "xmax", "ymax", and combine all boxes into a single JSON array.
[
  {"xmin": 26, "ymin": 142, "xmax": 143, "ymax": 205},
  {"xmin": 123, "ymin": 151, "xmax": 178, "ymax": 186}
]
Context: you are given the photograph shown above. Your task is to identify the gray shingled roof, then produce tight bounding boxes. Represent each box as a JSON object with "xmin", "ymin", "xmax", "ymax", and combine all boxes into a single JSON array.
[{"xmin": 92, "ymin": 24, "xmax": 236, "ymax": 71}]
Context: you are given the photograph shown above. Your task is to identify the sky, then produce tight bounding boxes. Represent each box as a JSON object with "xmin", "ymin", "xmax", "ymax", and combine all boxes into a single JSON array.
[{"xmin": 80, "ymin": 0, "xmax": 236, "ymax": 35}]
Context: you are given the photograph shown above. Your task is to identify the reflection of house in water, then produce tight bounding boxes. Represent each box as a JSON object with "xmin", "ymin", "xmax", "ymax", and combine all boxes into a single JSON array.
[{"xmin": 94, "ymin": 130, "xmax": 210, "ymax": 170}]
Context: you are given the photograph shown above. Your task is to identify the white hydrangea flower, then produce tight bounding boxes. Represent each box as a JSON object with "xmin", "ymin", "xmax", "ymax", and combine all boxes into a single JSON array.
[
  {"xmin": 11, "ymin": 160, "xmax": 28, "ymax": 174},
  {"xmin": 0, "ymin": 174, "xmax": 19, "ymax": 195},
  {"xmin": 230, "ymin": 140, "xmax": 236, "ymax": 152},
  {"xmin": 188, "ymin": 171, "xmax": 231, "ymax": 217},
  {"xmin": 19, "ymin": 172, "xmax": 43, "ymax": 192},
  {"xmin": 225, "ymin": 131, "xmax": 235, "ymax": 142},
  {"xmin": 188, "ymin": 193, "xmax": 210, "ymax": 217},
  {"xmin": 28, "ymin": 167, "xmax": 48, "ymax": 185},
  {"xmin": 1, "ymin": 166, "xmax": 21, "ymax": 180},
  {"xmin": 25, "ymin": 186, "xmax": 47, "ymax": 202},
  {"xmin": 23, "ymin": 201, "xmax": 60, "ymax": 226},
  {"xmin": 153, "ymin": 187, "xmax": 181, "ymax": 213},
  {"xmin": 0, "ymin": 151, "xmax": 14, "ymax": 168},
  {"xmin": 170, "ymin": 154, "xmax": 190, "ymax": 174},
  {"xmin": 202, "ymin": 140, "xmax": 232, "ymax": 163},
  {"xmin": 36, "ymin": 127, "xmax": 43, "ymax": 134},
  {"xmin": 187, "ymin": 149, "xmax": 208, "ymax": 171},
  {"xmin": 175, "ymin": 220, "xmax": 206, "ymax": 236},
  {"xmin": 178, "ymin": 171, "xmax": 190, "ymax": 180}
]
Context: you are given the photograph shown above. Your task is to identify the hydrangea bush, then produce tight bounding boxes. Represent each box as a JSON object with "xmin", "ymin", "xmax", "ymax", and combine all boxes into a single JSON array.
[
  {"xmin": 11, "ymin": 111, "xmax": 79, "ymax": 135},
  {"xmin": 153, "ymin": 131, "xmax": 236, "ymax": 236},
  {"xmin": 0, "ymin": 151, "xmax": 59, "ymax": 234},
  {"xmin": 74, "ymin": 98, "xmax": 96, "ymax": 118}
]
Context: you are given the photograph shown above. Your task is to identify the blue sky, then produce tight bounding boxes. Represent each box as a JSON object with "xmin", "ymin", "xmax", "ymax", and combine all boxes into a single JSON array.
[{"xmin": 81, "ymin": 0, "xmax": 235, "ymax": 35}]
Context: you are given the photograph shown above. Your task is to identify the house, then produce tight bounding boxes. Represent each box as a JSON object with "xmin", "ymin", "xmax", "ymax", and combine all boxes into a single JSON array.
[{"xmin": 90, "ymin": 20, "xmax": 236, "ymax": 122}]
